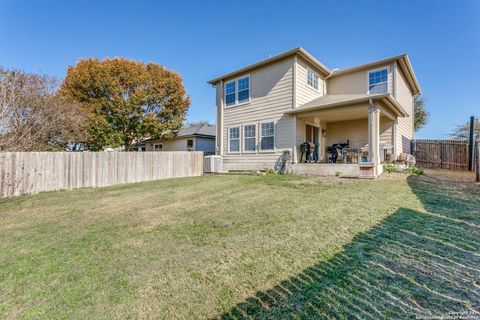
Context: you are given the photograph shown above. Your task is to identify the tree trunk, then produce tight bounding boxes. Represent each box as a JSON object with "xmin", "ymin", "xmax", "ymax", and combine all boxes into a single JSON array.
[{"xmin": 125, "ymin": 137, "xmax": 131, "ymax": 152}]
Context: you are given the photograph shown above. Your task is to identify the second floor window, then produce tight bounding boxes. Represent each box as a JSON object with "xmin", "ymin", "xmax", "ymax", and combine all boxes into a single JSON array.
[
  {"xmin": 307, "ymin": 68, "xmax": 319, "ymax": 90},
  {"xmin": 238, "ymin": 77, "xmax": 249, "ymax": 103},
  {"xmin": 368, "ymin": 68, "xmax": 388, "ymax": 94},
  {"xmin": 224, "ymin": 75, "xmax": 250, "ymax": 107}
]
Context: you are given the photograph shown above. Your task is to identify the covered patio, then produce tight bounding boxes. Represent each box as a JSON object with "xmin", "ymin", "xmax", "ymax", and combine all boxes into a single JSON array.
[{"xmin": 286, "ymin": 94, "xmax": 408, "ymax": 178}]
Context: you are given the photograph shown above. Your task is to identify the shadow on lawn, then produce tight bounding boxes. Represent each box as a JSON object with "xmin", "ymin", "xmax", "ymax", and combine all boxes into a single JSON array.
[{"xmin": 219, "ymin": 175, "xmax": 480, "ymax": 319}]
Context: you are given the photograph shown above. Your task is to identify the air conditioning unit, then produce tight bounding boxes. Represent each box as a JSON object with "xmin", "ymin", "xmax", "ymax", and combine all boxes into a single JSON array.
[{"xmin": 204, "ymin": 155, "xmax": 223, "ymax": 173}]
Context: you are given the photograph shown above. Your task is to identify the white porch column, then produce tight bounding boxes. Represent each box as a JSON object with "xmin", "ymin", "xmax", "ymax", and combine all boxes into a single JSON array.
[
  {"xmin": 392, "ymin": 118, "xmax": 398, "ymax": 160},
  {"xmin": 292, "ymin": 114, "xmax": 297, "ymax": 163},
  {"xmin": 368, "ymin": 104, "xmax": 381, "ymax": 165}
]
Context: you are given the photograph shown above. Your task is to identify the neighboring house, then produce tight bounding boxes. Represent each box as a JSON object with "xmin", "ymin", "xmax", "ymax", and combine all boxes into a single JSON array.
[
  {"xmin": 133, "ymin": 123, "xmax": 216, "ymax": 154},
  {"xmin": 208, "ymin": 47, "xmax": 421, "ymax": 177}
]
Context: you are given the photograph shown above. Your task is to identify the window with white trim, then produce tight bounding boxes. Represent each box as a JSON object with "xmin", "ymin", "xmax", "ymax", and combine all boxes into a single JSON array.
[
  {"xmin": 154, "ymin": 144, "xmax": 163, "ymax": 151},
  {"xmin": 260, "ymin": 122, "xmax": 275, "ymax": 151},
  {"xmin": 224, "ymin": 76, "xmax": 250, "ymax": 107},
  {"xmin": 368, "ymin": 68, "xmax": 388, "ymax": 94},
  {"xmin": 228, "ymin": 127, "xmax": 240, "ymax": 153},
  {"xmin": 225, "ymin": 81, "xmax": 236, "ymax": 106},
  {"xmin": 237, "ymin": 77, "xmax": 250, "ymax": 103},
  {"xmin": 243, "ymin": 124, "xmax": 256, "ymax": 152},
  {"xmin": 307, "ymin": 68, "xmax": 319, "ymax": 90}
]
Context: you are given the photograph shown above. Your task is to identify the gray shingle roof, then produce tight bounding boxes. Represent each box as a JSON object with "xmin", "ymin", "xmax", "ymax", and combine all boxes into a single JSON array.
[{"xmin": 176, "ymin": 123, "xmax": 216, "ymax": 137}]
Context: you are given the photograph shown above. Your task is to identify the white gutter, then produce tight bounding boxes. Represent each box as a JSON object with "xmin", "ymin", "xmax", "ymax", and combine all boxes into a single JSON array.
[
  {"xmin": 392, "ymin": 61, "xmax": 397, "ymax": 97},
  {"xmin": 218, "ymin": 80, "xmax": 224, "ymax": 156},
  {"xmin": 323, "ymin": 69, "xmax": 336, "ymax": 95}
]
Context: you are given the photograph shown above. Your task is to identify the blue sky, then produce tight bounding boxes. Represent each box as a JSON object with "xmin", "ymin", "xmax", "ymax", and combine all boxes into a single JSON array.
[{"xmin": 1, "ymin": 0, "xmax": 479, "ymax": 138}]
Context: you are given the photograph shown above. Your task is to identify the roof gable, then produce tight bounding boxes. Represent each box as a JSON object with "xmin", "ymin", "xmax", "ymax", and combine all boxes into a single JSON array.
[
  {"xmin": 331, "ymin": 54, "xmax": 421, "ymax": 95},
  {"xmin": 207, "ymin": 48, "xmax": 421, "ymax": 95},
  {"xmin": 207, "ymin": 47, "xmax": 331, "ymax": 85}
]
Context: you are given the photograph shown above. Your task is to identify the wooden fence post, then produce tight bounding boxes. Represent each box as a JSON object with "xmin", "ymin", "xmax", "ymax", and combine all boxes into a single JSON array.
[
  {"xmin": 468, "ymin": 116, "xmax": 475, "ymax": 171},
  {"xmin": 476, "ymin": 140, "xmax": 479, "ymax": 183}
]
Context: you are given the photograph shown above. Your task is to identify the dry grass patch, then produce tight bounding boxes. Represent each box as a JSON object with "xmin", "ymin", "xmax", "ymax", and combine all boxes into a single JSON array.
[{"xmin": 423, "ymin": 168, "xmax": 477, "ymax": 182}]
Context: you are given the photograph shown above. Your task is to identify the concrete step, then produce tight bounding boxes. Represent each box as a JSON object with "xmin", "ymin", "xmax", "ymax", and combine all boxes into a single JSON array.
[{"xmin": 206, "ymin": 170, "xmax": 263, "ymax": 176}]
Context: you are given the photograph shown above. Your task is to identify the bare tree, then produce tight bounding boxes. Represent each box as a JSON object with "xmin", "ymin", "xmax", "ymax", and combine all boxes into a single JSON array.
[
  {"xmin": 0, "ymin": 67, "xmax": 88, "ymax": 151},
  {"xmin": 450, "ymin": 118, "xmax": 479, "ymax": 139}
]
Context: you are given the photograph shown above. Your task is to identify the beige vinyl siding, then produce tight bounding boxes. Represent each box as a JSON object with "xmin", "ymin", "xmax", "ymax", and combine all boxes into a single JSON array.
[
  {"xmin": 145, "ymin": 137, "xmax": 194, "ymax": 151},
  {"xmin": 295, "ymin": 57, "xmax": 325, "ymax": 106},
  {"xmin": 327, "ymin": 119, "xmax": 369, "ymax": 147},
  {"xmin": 379, "ymin": 116, "xmax": 394, "ymax": 150},
  {"xmin": 394, "ymin": 64, "xmax": 414, "ymax": 154},
  {"xmin": 291, "ymin": 57, "xmax": 326, "ymax": 163},
  {"xmin": 218, "ymin": 57, "xmax": 295, "ymax": 170},
  {"xmin": 326, "ymin": 116, "xmax": 393, "ymax": 152},
  {"xmin": 328, "ymin": 63, "xmax": 394, "ymax": 95}
]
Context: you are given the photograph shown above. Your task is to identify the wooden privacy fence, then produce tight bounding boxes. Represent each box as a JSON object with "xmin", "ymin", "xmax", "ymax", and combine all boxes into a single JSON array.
[
  {"xmin": 411, "ymin": 139, "xmax": 469, "ymax": 170},
  {"xmin": 0, "ymin": 151, "xmax": 204, "ymax": 198}
]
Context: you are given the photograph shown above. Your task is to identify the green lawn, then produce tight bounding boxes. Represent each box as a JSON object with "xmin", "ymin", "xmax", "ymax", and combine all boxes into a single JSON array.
[{"xmin": 0, "ymin": 172, "xmax": 478, "ymax": 319}]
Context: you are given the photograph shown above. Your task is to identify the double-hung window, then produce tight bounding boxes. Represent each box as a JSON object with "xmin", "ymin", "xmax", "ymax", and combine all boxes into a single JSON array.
[
  {"xmin": 243, "ymin": 124, "xmax": 256, "ymax": 152},
  {"xmin": 225, "ymin": 81, "xmax": 236, "ymax": 106},
  {"xmin": 307, "ymin": 68, "xmax": 319, "ymax": 90},
  {"xmin": 368, "ymin": 68, "xmax": 388, "ymax": 94},
  {"xmin": 260, "ymin": 122, "xmax": 275, "ymax": 151},
  {"xmin": 237, "ymin": 77, "xmax": 250, "ymax": 103},
  {"xmin": 228, "ymin": 127, "xmax": 240, "ymax": 153},
  {"xmin": 224, "ymin": 75, "xmax": 250, "ymax": 107}
]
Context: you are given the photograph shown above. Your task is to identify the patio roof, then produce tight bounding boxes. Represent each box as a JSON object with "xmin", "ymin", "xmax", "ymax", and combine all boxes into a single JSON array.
[{"xmin": 285, "ymin": 94, "xmax": 408, "ymax": 117}]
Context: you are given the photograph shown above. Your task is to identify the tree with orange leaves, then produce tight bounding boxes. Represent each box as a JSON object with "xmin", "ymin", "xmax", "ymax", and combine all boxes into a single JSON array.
[{"xmin": 60, "ymin": 58, "xmax": 190, "ymax": 151}]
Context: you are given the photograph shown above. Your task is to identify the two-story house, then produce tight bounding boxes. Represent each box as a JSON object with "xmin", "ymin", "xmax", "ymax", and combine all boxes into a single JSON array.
[{"xmin": 208, "ymin": 47, "xmax": 420, "ymax": 177}]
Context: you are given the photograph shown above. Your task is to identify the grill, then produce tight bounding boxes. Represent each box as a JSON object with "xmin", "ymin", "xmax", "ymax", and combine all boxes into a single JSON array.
[
  {"xmin": 300, "ymin": 142, "xmax": 318, "ymax": 163},
  {"xmin": 327, "ymin": 141, "xmax": 349, "ymax": 163}
]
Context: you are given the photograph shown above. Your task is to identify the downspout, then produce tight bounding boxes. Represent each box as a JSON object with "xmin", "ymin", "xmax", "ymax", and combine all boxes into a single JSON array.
[
  {"xmin": 392, "ymin": 62, "xmax": 397, "ymax": 97},
  {"xmin": 217, "ymin": 80, "xmax": 224, "ymax": 156},
  {"xmin": 323, "ymin": 69, "xmax": 336, "ymax": 95},
  {"xmin": 392, "ymin": 61, "xmax": 400, "ymax": 157},
  {"xmin": 368, "ymin": 98, "xmax": 373, "ymax": 163},
  {"xmin": 292, "ymin": 56, "xmax": 297, "ymax": 163},
  {"xmin": 319, "ymin": 69, "xmax": 335, "ymax": 161}
]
